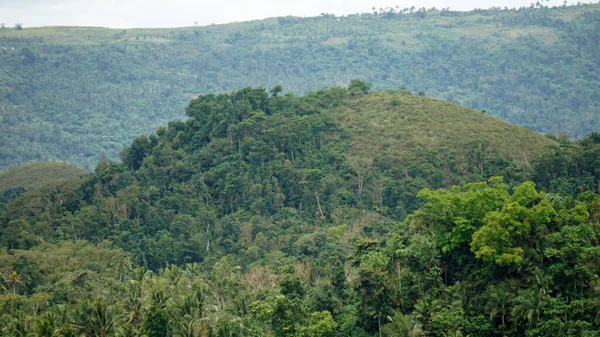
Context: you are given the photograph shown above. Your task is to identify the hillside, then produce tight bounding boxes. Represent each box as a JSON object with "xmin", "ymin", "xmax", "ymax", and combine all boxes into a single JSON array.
[
  {"xmin": 0, "ymin": 85, "xmax": 557, "ymax": 261},
  {"xmin": 0, "ymin": 85, "xmax": 556, "ymax": 258},
  {"xmin": 337, "ymin": 93, "xmax": 552, "ymax": 164},
  {"xmin": 0, "ymin": 3, "xmax": 599, "ymax": 171},
  {"xmin": 1, "ymin": 86, "xmax": 599, "ymax": 336},
  {"xmin": 0, "ymin": 161, "xmax": 86, "ymax": 193}
]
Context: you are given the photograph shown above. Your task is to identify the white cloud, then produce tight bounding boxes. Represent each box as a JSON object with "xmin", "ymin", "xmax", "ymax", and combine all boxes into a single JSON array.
[{"xmin": 0, "ymin": 0, "xmax": 592, "ymax": 28}]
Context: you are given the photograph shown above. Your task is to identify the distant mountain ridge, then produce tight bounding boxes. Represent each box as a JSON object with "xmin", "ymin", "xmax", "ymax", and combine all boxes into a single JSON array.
[{"xmin": 0, "ymin": 3, "xmax": 598, "ymax": 171}]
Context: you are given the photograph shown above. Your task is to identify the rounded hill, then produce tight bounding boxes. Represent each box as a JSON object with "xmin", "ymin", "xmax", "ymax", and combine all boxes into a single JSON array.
[
  {"xmin": 336, "ymin": 92, "xmax": 555, "ymax": 167},
  {"xmin": 0, "ymin": 161, "xmax": 87, "ymax": 194}
]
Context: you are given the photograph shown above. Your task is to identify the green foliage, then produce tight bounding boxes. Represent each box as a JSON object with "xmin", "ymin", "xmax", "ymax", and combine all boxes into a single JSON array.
[
  {"xmin": 0, "ymin": 84, "xmax": 599, "ymax": 336},
  {"xmin": 533, "ymin": 132, "xmax": 600, "ymax": 196},
  {"xmin": 2, "ymin": 4, "xmax": 600, "ymax": 171},
  {"xmin": 348, "ymin": 79, "xmax": 371, "ymax": 95}
]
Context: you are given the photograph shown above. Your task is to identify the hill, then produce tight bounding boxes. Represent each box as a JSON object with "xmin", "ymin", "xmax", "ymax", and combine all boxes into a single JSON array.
[
  {"xmin": 0, "ymin": 161, "xmax": 86, "ymax": 194},
  {"xmin": 0, "ymin": 85, "xmax": 556, "ymax": 258},
  {"xmin": 0, "ymin": 3, "xmax": 598, "ymax": 171},
  {"xmin": 1, "ymin": 86, "xmax": 599, "ymax": 337},
  {"xmin": 337, "ymin": 92, "xmax": 552, "ymax": 164}
]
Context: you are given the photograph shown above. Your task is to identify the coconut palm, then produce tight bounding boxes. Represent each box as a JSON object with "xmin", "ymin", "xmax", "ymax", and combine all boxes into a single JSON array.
[
  {"xmin": 4, "ymin": 311, "xmax": 35, "ymax": 337},
  {"xmin": 511, "ymin": 287, "xmax": 545, "ymax": 329},
  {"xmin": 485, "ymin": 283, "xmax": 513, "ymax": 328},
  {"xmin": 84, "ymin": 300, "xmax": 115, "ymax": 337},
  {"xmin": 381, "ymin": 311, "xmax": 424, "ymax": 337}
]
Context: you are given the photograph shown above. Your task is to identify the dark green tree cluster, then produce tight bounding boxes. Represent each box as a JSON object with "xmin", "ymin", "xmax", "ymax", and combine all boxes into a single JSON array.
[{"xmin": 533, "ymin": 133, "xmax": 600, "ymax": 197}]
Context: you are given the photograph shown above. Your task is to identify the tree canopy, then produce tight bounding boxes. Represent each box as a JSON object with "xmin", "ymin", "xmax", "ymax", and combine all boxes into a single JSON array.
[{"xmin": 1, "ymin": 84, "xmax": 599, "ymax": 336}]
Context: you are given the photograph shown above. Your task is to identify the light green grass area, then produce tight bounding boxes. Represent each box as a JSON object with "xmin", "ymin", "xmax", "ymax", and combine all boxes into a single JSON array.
[
  {"xmin": 336, "ymin": 92, "xmax": 555, "ymax": 165},
  {"xmin": 0, "ymin": 161, "xmax": 87, "ymax": 193}
]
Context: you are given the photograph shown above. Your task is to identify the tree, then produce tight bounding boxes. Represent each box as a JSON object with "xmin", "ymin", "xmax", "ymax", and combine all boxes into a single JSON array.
[
  {"xmin": 381, "ymin": 311, "xmax": 423, "ymax": 337},
  {"xmin": 412, "ymin": 297, "xmax": 440, "ymax": 334},
  {"xmin": 302, "ymin": 169, "xmax": 325, "ymax": 220},
  {"xmin": 511, "ymin": 288, "xmax": 545, "ymax": 330},
  {"xmin": 471, "ymin": 182, "xmax": 554, "ymax": 266},
  {"xmin": 84, "ymin": 300, "xmax": 116, "ymax": 337},
  {"xmin": 14, "ymin": 22, "xmax": 23, "ymax": 30},
  {"xmin": 121, "ymin": 135, "xmax": 153, "ymax": 171},
  {"xmin": 348, "ymin": 79, "xmax": 371, "ymax": 95},
  {"xmin": 352, "ymin": 239, "xmax": 392, "ymax": 336},
  {"xmin": 142, "ymin": 304, "xmax": 171, "ymax": 337},
  {"xmin": 485, "ymin": 283, "xmax": 512, "ymax": 328},
  {"xmin": 2, "ymin": 271, "xmax": 23, "ymax": 294},
  {"xmin": 270, "ymin": 84, "xmax": 283, "ymax": 97},
  {"xmin": 299, "ymin": 311, "xmax": 338, "ymax": 337}
]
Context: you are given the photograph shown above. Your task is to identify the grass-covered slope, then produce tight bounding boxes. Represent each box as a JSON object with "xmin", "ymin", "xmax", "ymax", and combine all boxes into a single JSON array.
[
  {"xmin": 337, "ymin": 93, "xmax": 552, "ymax": 165},
  {"xmin": 0, "ymin": 3, "xmax": 598, "ymax": 171},
  {"xmin": 0, "ymin": 161, "xmax": 86, "ymax": 194}
]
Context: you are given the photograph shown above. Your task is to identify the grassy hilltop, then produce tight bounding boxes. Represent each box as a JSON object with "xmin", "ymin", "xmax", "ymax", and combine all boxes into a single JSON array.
[{"xmin": 0, "ymin": 161, "xmax": 86, "ymax": 193}]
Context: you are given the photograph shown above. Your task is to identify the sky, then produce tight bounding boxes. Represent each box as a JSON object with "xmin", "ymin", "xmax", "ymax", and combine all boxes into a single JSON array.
[{"xmin": 0, "ymin": 0, "xmax": 592, "ymax": 28}]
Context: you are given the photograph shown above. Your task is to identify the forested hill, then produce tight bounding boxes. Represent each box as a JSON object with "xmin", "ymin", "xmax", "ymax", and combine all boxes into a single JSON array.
[
  {"xmin": 1, "ymin": 3, "xmax": 599, "ymax": 171},
  {"xmin": 1, "ymin": 86, "xmax": 599, "ymax": 336}
]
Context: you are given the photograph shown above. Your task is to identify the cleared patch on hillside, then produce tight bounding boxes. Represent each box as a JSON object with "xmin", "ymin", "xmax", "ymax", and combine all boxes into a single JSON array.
[
  {"xmin": 335, "ymin": 92, "xmax": 555, "ymax": 166},
  {"xmin": 0, "ymin": 161, "xmax": 87, "ymax": 193}
]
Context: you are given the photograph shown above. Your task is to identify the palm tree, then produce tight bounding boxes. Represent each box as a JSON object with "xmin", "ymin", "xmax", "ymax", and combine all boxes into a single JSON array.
[
  {"xmin": 112, "ymin": 255, "xmax": 133, "ymax": 282},
  {"xmin": 35, "ymin": 311, "xmax": 59, "ymax": 337},
  {"xmin": 381, "ymin": 311, "xmax": 424, "ymax": 337},
  {"xmin": 115, "ymin": 323, "xmax": 140, "ymax": 337},
  {"xmin": 5, "ymin": 311, "xmax": 35, "ymax": 337},
  {"xmin": 3, "ymin": 271, "xmax": 23, "ymax": 294},
  {"xmin": 213, "ymin": 314, "xmax": 243, "ymax": 337},
  {"xmin": 173, "ymin": 295, "xmax": 200, "ymax": 319},
  {"xmin": 412, "ymin": 297, "xmax": 440, "ymax": 333},
  {"xmin": 511, "ymin": 288, "xmax": 545, "ymax": 330},
  {"xmin": 173, "ymin": 315, "xmax": 200, "ymax": 337},
  {"xmin": 85, "ymin": 300, "xmax": 115, "ymax": 337},
  {"xmin": 210, "ymin": 258, "xmax": 242, "ymax": 312},
  {"xmin": 184, "ymin": 263, "xmax": 201, "ymax": 278},
  {"xmin": 160, "ymin": 264, "xmax": 183, "ymax": 288},
  {"xmin": 485, "ymin": 283, "xmax": 513, "ymax": 328},
  {"xmin": 123, "ymin": 284, "xmax": 143, "ymax": 330}
]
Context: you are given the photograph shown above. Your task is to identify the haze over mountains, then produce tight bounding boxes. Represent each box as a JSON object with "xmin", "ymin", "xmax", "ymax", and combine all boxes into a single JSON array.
[
  {"xmin": 0, "ymin": 3, "xmax": 599, "ymax": 171},
  {"xmin": 0, "ymin": 0, "xmax": 581, "ymax": 28}
]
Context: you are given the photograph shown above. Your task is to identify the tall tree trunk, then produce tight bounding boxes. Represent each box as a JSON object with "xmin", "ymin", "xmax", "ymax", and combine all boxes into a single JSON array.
[
  {"xmin": 206, "ymin": 221, "xmax": 210, "ymax": 252},
  {"xmin": 378, "ymin": 312, "xmax": 382, "ymax": 337},
  {"xmin": 314, "ymin": 188, "xmax": 324, "ymax": 219}
]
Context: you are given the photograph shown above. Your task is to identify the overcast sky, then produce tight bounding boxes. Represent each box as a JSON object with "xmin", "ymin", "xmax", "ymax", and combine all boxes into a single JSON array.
[{"xmin": 0, "ymin": 0, "xmax": 592, "ymax": 28}]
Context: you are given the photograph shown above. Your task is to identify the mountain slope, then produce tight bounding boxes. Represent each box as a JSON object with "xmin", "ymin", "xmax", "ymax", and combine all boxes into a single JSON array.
[{"xmin": 0, "ymin": 3, "xmax": 598, "ymax": 171}]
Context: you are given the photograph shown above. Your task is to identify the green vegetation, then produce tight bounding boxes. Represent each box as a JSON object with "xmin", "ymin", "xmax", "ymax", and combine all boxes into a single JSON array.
[
  {"xmin": 0, "ymin": 161, "xmax": 86, "ymax": 203},
  {"xmin": 1, "ymin": 3, "xmax": 599, "ymax": 171},
  {"xmin": 1, "ymin": 85, "xmax": 599, "ymax": 336},
  {"xmin": 336, "ymin": 92, "xmax": 552, "ymax": 164}
]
